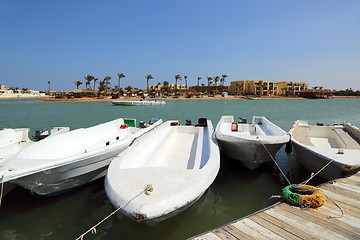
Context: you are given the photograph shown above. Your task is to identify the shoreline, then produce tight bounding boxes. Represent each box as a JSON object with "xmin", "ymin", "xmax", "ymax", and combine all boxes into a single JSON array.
[{"xmin": 0, "ymin": 95, "xmax": 358, "ymax": 102}]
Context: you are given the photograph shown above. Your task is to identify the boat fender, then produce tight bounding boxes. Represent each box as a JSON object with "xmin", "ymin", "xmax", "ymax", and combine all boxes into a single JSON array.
[
  {"xmin": 285, "ymin": 140, "xmax": 292, "ymax": 155},
  {"xmin": 120, "ymin": 124, "xmax": 128, "ymax": 129},
  {"xmin": 231, "ymin": 122, "xmax": 238, "ymax": 131},
  {"xmin": 282, "ymin": 184, "xmax": 325, "ymax": 208}
]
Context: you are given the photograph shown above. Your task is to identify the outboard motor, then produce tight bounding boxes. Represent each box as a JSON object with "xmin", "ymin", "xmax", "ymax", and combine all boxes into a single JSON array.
[
  {"xmin": 195, "ymin": 118, "xmax": 207, "ymax": 127},
  {"xmin": 238, "ymin": 117, "xmax": 247, "ymax": 124},
  {"xmin": 185, "ymin": 119, "xmax": 192, "ymax": 126},
  {"xmin": 33, "ymin": 129, "xmax": 49, "ymax": 141},
  {"xmin": 317, "ymin": 122, "xmax": 324, "ymax": 126},
  {"xmin": 139, "ymin": 121, "xmax": 146, "ymax": 128}
]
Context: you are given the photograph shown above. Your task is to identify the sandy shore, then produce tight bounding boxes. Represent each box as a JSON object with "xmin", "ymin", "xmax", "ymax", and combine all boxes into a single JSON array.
[
  {"xmin": 1, "ymin": 95, "xmax": 358, "ymax": 102},
  {"xmin": 37, "ymin": 95, "xmax": 303, "ymax": 103}
]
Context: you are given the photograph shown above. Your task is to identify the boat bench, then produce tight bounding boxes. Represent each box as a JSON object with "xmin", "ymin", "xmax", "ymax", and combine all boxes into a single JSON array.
[
  {"xmin": 333, "ymin": 129, "xmax": 360, "ymax": 150},
  {"xmin": 295, "ymin": 126, "xmax": 314, "ymax": 146}
]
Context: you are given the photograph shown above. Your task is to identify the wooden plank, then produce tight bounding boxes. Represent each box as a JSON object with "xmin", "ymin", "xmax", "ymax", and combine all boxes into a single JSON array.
[
  {"xmin": 321, "ymin": 184, "xmax": 360, "ymax": 199},
  {"xmin": 333, "ymin": 181, "xmax": 360, "ymax": 194},
  {"xmin": 323, "ymin": 198, "xmax": 360, "ymax": 217},
  {"xmin": 235, "ymin": 218, "xmax": 285, "ymax": 240},
  {"xmin": 319, "ymin": 205, "xmax": 360, "ymax": 229},
  {"xmin": 190, "ymin": 232, "xmax": 224, "ymax": 240},
  {"xmin": 337, "ymin": 177, "xmax": 360, "ymax": 187},
  {"xmin": 221, "ymin": 225, "xmax": 253, "ymax": 240},
  {"xmin": 250, "ymin": 215, "xmax": 303, "ymax": 240},
  {"xmin": 212, "ymin": 228, "xmax": 239, "ymax": 240},
  {"xmin": 258, "ymin": 210, "xmax": 317, "ymax": 240},
  {"xmin": 320, "ymin": 188, "xmax": 360, "ymax": 208},
  {"xmin": 230, "ymin": 221, "xmax": 270, "ymax": 240},
  {"xmin": 281, "ymin": 204, "xmax": 360, "ymax": 239},
  {"xmin": 265, "ymin": 207, "xmax": 350, "ymax": 240}
]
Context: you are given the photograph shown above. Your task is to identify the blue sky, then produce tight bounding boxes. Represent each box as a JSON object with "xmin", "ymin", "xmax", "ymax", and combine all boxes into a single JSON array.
[{"xmin": 1, "ymin": 0, "xmax": 359, "ymax": 91}]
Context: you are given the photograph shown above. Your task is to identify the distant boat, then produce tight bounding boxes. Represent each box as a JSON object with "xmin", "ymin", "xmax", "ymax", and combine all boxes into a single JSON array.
[
  {"xmin": 0, "ymin": 118, "xmax": 162, "ymax": 196},
  {"xmin": 215, "ymin": 116, "xmax": 289, "ymax": 170},
  {"xmin": 112, "ymin": 98, "xmax": 165, "ymax": 106},
  {"xmin": 105, "ymin": 118, "xmax": 220, "ymax": 224},
  {"xmin": 289, "ymin": 120, "xmax": 360, "ymax": 180}
]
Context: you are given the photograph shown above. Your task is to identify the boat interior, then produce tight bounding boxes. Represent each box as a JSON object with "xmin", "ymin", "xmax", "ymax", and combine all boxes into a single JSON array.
[
  {"xmin": 119, "ymin": 122, "xmax": 210, "ymax": 170},
  {"xmin": 220, "ymin": 116, "xmax": 285, "ymax": 137},
  {"xmin": 293, "ymin": 121, "xmax": 360, "ymax": 149}
]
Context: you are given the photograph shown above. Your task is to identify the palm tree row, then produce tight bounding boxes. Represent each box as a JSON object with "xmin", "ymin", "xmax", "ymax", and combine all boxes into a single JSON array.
[{"xmin": 74, "ymin": 73, "xmax": 228, "ymax": 96}]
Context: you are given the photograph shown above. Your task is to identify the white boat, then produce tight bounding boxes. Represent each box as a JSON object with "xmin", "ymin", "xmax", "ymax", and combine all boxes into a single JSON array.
[
  {"xmin": 0, "ymin": 127, "xmax": 70, "ymax": 167},
  {"xmin": 105, "ymin": 118, "xmax": 220, "ymax": 223},
  {"xmin": 289, "ymin": 120, "xmax": 360, "ymax": 180},
  {"xmin": 112, "ymin": 98, "xmax": 165, "ymax": 106},
  {"xmin": 0, "ymin": 118, "xmax": 162, "ymax": 196},
  {"xmin": 215, "ymin": 116, "xmax": 289, "ymax": 170}
]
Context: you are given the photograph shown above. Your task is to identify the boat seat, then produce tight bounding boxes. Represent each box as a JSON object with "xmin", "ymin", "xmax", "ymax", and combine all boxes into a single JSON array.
[
  {"xmin": 295, "ymin": 126, "xmax": 314, "ymax": 146},
  {"xmin": 333, "ymin": 129, "xmax": 360, "ymax": 150}
]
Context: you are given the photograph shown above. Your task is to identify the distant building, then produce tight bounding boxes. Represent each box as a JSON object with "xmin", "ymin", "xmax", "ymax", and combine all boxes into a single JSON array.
[
  {"xmin": 0, "ymin": 84, "xmax": 6, "ymax": 90},
  {"xmin": 149, "ymin": 84, "xmax": 185, "ymax": 90},
  {"xmin": 299, "ymin": 89, "xmax": 332, "ymax": 99},
  {"xmin": 230, "ymin": 80, "xmax": 278, "ymax": 96},
  {"xmin": 230, "ymin": 80, "xmax": 308, "ymax": 96},
  {"xmin": 277, "ymin": 81, "xmax": 308, "ymax": 96}
]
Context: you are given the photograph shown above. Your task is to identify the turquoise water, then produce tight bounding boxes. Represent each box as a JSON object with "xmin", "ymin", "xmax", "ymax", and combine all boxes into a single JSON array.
[{"xmin": 0, "ymin": 98, "xmax": 359, "ymax": 239}]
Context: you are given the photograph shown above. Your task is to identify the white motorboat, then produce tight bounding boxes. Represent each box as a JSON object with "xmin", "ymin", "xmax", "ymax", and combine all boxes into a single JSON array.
[
  {"xmin": 289, "ymin": 120, "xmax": 360, "ymax": 180},
  {"xmin": 0, "ymin": 118, "xmax": 162, "ymax": 196},
  {"xmin": 105, "ymin": 118, "xmax": 220, "ymax": 223},
  {"xmin": 112, "ymin": 98, "xmax": 165, "ymax": 106},
  {"xmin": 215, "ymin": 116, "xmax": 289, "ymax": 170},
  {"xmin": 0, "ymin": 127, "xmax": 70, "ymax": 167}
]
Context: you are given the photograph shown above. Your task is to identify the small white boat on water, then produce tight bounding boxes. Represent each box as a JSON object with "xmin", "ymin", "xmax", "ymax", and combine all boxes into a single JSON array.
[
  {"xmin": 215, "ymin": 116, "xmax": 289, "ymax": 170},
  {"xmin": 105, "ymin": 118, "xmax": 220, "ymax": 223},
  {"xmin": 0, "ymin": 118, "xmax": 162, "ymax": 196},
  {"xmin": 289, "ymin": 120, "xmax": 360, "ymax": 180},
  {"xmin": 112, "ymin": 98, "xmax": 165, "ymax": 106}
]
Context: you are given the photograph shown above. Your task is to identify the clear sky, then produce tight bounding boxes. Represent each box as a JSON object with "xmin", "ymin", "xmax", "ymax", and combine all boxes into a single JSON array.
[{"xmin": 1, "ymin": 0, "xmax": 359, "ymax": 91}]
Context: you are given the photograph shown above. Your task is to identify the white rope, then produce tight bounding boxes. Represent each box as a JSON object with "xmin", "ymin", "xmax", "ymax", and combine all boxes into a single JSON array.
[
  {"xmin": 301, "ymin": 155, "xmax": 340, "ymax": 185},
  {"xmin": 0, "ymin": 173, "xmax": 6, "ymax": 207},
  {"xmin": 76, "ymin": 184, "xmax": 153, "ymax": 240},
  {"xmin": 257, "ymin": 137, "xmax": 292, "ymax": 186}
]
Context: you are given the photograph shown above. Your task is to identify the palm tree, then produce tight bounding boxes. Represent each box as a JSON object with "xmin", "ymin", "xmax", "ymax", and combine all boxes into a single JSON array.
[
  {"xmin": 84, "ymin": 75, "xmax": 94, "ymax": 90},
  {"xmin": 184, "ymin": 75, "xmax": 188, "ymax": 90},
  {"xmin": 197, "ymin": 77, "xmax": 201, "ymax": 88},
  {"xmin": 221, "ymin": 74, "xmax": 228, "ymax": 85},
  {"xmin": 117, "ymin": 73, "xmax": 126, "ymax": 96},
  {"xmin": 163, "ymin": 81, "xmax": 169, "ymax": 90},
  {"xmin": 74, "ymin": 81, "xmax": 82, "ymax": 89},
  {"xmin": 207, "ymin": 77, "xmax": 213, "ymax": 94},
  {"xmin": 103, "ymin": 76, "xmax": 112, "ymax": 95},
  {"xmin": 214, "ymin": 76, "xmax": 220, "ymax": 94},
  {"xmin": 48, "ymin": 81, "xmax": 51, "ymax": 92},
  {"xmin": 145, "ymin": 74, "xmax": 153, "ymax": 92},
  {"xmin": 93, "ymin": 78, "xmax": 98, "ymax": 91},
  {"xmin": 175, "ymin": 74, "xmax": 182, "ymax": 93}
]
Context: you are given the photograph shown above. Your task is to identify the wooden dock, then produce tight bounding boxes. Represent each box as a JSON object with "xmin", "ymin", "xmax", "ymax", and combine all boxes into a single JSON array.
[{"xmin": 189, "ymin": 172, "xmax": 360, "ymax": 240}]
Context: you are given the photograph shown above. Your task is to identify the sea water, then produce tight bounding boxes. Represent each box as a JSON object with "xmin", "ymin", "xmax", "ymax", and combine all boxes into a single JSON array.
[{"xmin": 0, "ymin": 98, "xmax": 359, "ymax": 240}]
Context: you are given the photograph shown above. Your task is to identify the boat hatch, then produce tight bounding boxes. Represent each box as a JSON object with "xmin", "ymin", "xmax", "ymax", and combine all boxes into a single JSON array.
[{"xmin": 124, "ymin": 119, "xmax": 136, "ymax": 127}]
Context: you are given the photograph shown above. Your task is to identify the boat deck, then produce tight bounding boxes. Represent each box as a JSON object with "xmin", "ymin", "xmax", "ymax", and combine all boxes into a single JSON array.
[{"xmin": 189, "ymin": 171, "xmax": 360, "ymax": 240}]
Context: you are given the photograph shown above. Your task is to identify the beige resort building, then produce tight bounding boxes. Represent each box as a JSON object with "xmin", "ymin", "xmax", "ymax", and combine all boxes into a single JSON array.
[{"xmin": 230, "ymin": 80, "xmax": 307, "ymax": 96}]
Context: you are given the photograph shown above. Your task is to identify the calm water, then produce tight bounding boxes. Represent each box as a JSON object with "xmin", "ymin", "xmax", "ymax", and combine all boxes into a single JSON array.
[{"xmin": 0, "ymin": 98, "xmax": 359, "ymax": 240}]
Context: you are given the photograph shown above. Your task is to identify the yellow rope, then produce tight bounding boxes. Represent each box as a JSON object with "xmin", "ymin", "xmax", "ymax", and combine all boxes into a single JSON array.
[{"xmin": 76, "ymin": 184, "xmax": 153, "ymax": 240}]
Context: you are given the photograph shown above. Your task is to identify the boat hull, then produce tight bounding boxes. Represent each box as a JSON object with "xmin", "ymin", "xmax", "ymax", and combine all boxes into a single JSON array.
[
  {"xmin": 292, "ymin": 141, "xmax": 359, "ymax": 180},
  {"xmin": 217, "ymin": 139, "xmax": 284, "ymax": 170},
  {"xmin": 12, "ymin": 145, "xmax": 127, "ymax": 195}
]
